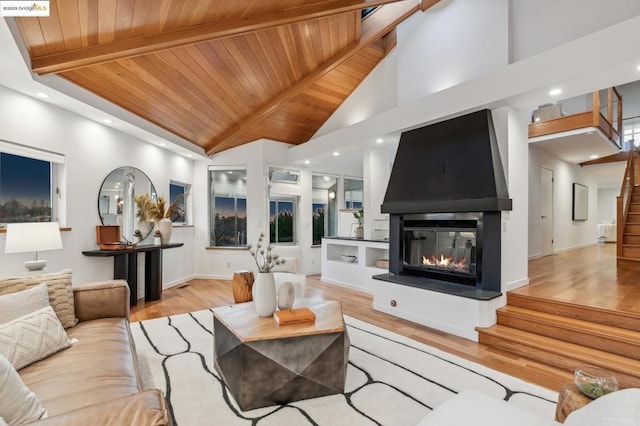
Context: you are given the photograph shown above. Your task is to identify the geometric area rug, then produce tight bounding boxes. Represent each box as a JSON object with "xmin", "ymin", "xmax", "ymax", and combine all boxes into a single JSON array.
[{"xmin": 130, "ymin": 309, "xmax": 558, "ymax": 425}]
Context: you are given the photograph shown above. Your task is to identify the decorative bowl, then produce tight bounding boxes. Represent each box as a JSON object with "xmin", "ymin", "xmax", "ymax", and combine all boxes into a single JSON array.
[
  {"xmin": 340, "ymin": 255, "xmax": 357, "ymax": 263},
  {"xmin": 574, "ymin": 365, "xmax": 618, "ymax": 399}
]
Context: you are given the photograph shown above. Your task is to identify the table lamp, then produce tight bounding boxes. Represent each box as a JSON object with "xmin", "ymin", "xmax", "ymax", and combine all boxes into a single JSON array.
[{"xmin": 4, "ymin": 222, "xmax": 63, "ymax": 271}]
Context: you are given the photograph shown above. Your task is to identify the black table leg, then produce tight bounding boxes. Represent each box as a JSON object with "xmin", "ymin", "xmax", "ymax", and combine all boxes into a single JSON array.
[
  {"xmin": 144, "ymin": 249, "xmax": 163, "ymax": 301},
  {"xmin": 113, "ymin": 253, "xmax": 138, "ymax": 306}
]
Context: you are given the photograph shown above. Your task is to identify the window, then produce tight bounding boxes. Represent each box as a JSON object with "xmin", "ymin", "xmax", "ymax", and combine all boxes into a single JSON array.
[
  {"xmin": 344, "ymin": 177, "xmax": 363, "ymax": 209},
  {"xmin": 169, "ymin": 181, "xmax": 189, "ymax": 223},
  {"xmin": 0, "ymin": 141, "xmax": 65, "ymax": 226},
  {"xmin": 270, "ymin": 196, "xmax": 296, "ymax": 244},
  {"xmin": 623, "ymin": 117, "xmax": 640, "ymax": 150},
  {"xmin": 209, "ymin": 168, "xmax": 247, "ymax": 247},
  {"xmin": 312, "ymin": 174, "xmax": 338, "ymax": 245}
]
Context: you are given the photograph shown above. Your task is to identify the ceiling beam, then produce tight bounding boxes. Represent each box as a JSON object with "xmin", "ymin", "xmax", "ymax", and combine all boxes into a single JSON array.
[
  {"xmin": 31, "ymin": 0, "xmax": 405, "ymax": 75},
  {"xmin": 206, "ymin": 0, "xmax": 420, "ymax": 156}
]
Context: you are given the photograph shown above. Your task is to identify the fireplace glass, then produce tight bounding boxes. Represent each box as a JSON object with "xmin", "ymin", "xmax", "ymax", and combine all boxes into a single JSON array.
[{"xmin": 402, "ymin": 220, "xmax": 477, "ymax": 285}]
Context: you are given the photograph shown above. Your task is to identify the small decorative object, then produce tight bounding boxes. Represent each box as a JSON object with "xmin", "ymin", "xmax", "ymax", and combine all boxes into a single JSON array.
[
  {"xmin": 232, "ymin": 270, "xmax": 254, "ymax": 303},
  {"xmin": 156, "ymin": 218, "xmax": 173, "ymax": 245},
  {"xmin": 574, "ymin": 365, "xmax": 618, "ymax": 399},
  {"xmin": 353, "ymin": 207, "xmax": 364, "ymax": 239},
  {"xmin": 133, "ymin": 229, "xmax": 142, "ymax": 244},
  {"xmin": 248, "ymin": 233, "xmax": 285, "ymax": 317},
  {"xmin": 273, "ymin": 307, "xmax": 316, "ymax": 326},
  {"xmin": 277, "ymin": 282, "xmax": 295, "ymax": 310},
  {"xmin": 340, "ymin": 254, "xmax": 357, "ymax": 263},
  {"xmin": 153, "ymin": 230, "xmax": 161, "ymax": 246}
]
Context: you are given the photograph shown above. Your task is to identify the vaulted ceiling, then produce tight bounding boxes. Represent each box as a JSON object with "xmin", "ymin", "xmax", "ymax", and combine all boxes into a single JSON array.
[{"xmin": 14, "ymin": 0, "xmax": 437, "ymax": 156}]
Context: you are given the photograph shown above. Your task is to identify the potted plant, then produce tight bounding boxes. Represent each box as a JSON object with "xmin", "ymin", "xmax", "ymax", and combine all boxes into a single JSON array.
[
  {"xmin": 247, "ymin": 233, "xmax": 285, "ymax": 317},
  {"xmin": 353, "ymin": 208, "xmax": 364, "ymax": 239}
]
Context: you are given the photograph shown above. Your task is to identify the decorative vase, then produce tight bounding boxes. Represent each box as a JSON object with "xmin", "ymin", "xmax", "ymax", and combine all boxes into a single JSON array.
[
  {"xmin": 355, "ymin": 226, "xmax": 364, "ymax": 239},
  {"xmin": 277, "ymin": 282, "xmax": 295, "ymax": 310},
  {"xmin": 252, "ymin": 272, "xmax": 277, "ymax": 317},
  {"xmin": 156, "ymin": 218, "xmax": 173, "ymax": 245}
]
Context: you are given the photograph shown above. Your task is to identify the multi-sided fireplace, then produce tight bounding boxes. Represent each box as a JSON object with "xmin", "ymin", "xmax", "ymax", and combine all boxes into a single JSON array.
[{"xmin": 374, "ymin": 109, "xmax": 511, "ymax": 299}]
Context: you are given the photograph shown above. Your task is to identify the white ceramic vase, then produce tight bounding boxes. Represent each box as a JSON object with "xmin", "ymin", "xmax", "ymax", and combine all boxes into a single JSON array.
[
  {"xmin": 253, "ymin": 272, "xmax": 277, "ymax": 317},
  {"xmin": 155, "ymin": 218, "xmax": 173, "ymax": 245}
]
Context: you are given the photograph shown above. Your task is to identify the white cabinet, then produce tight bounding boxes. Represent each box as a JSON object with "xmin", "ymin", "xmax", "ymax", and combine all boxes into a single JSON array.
[{"xmin": 321, "ymin": 238, "xmax": 389, "ymax": 294}]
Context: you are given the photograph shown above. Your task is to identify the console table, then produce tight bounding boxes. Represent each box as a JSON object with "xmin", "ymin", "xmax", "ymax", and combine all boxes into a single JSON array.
[{"xmin": 82, "ymin": 243, "xmax": 183, "ymax": 306}]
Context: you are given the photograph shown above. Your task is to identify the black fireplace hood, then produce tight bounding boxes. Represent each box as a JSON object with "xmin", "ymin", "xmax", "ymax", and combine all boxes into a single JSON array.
[{"xmin": 381, "ymin": 109, "xmax": 512, "ymax": 214}]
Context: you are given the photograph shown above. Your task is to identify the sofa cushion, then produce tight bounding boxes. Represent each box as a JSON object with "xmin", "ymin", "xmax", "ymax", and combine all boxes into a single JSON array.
[
  {"xmin": 0, "ymin": 269, "xmax": 77, "ymax": 328},
  {"xmin": 417, "ymin": 390, "xmax": 560, "ymax": 426},
  {"xmin": 0, "ymin": 306, "xmax": 72, "ymax": 370},
  {"xmin": 0, "ymin": 354, "xmax": 47, "ymax": 425},
  {"xmin": 19, "ymin": 317, "xmax": 142, "ymax": 417},
  {"xmin": 564, "ymin": 388, "xmax": 640, "ymax": 426},
  {"xmin": 0, "ymin": 283, "xmax": 49, "ymax": 324}
]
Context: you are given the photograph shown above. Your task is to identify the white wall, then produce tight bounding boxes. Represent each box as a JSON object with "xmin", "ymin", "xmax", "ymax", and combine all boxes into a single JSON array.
[
  {"xmin": 396, "ymin": 0, "xmax": 509, "ymax": 103},
  {"xmin": 598, "ymin": 188, "xmax": 618, "ymax": 223},
  {"xmin": 528, "ymin": 145, "xmax": 598, "ymax": 258},
  {"xmin": 510, "ymin": 0, "xmax": 640, "ymax": 62},
  {"xmin": 0, "ymin": 86, "xmax": 195, "ymax": 294},
  {"xmin": 618, "ymin": 81, "xmax": 640, "ymax": 118},
  {"xmin": 499, "ymin": 107, "xmax": 530, "ymax": 290}
]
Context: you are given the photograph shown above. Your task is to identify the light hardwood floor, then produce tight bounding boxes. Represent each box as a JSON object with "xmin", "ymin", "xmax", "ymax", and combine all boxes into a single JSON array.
[{"xmin": 131, "ymin": 243, "xmax": 638, "ymax": 392}]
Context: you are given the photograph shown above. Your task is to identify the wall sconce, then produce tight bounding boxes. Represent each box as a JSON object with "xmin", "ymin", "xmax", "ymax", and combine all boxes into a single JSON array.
[
  {"xmin": 329, "ymin": 191, "xmax": 336, "ymax": 199},
  {"xmin": 5, "ymin": 222, "xmax": 63, "ymax": 271}
]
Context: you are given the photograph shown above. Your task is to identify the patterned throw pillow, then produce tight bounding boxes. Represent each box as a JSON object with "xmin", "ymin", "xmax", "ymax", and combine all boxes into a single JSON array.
[
  {"xmin": 0, "ymin": 306, "xmax": 72, "ymax": 370},
  {"xmin": 0, "ymin": 269, "xmax": 77, "ymax": 328},
  {"xmin": 0, "ymin": 354, "xmax": 47, "ymax": 424},
  {"xmin": 0, "ymin": 284, "xmax": 49, "ymax": 325}
]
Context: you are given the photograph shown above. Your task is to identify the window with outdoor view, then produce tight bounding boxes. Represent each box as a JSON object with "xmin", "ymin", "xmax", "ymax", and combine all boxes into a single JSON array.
[
  {"xmin": 209, "ymin": 168, "xmax": 247, "ymax": 247},
  {"xmin": 312, "ymin": 174, "xmax": 338, "ymax": 245},
  {"xmin": 269, "ymin": 196, "xmax": 296, "ymax": 244},
  {"xmin": 0, "ymin": 151, "xmax": 55, "ymax": 225},
  {"xmin": 169, "ymin": 181, "xmax": 188, "ymax": 223}
]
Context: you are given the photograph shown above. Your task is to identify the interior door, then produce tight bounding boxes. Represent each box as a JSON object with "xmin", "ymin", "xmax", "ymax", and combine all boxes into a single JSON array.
[{"xmin": 541, "ymin": 167, "xmax": 554, "ymax": 256}]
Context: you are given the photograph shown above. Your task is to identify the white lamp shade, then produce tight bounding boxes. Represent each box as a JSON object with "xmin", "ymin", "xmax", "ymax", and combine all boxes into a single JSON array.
[{"xmin": 5, "ymin": 223, "xmax": 63, "ymax": 254}]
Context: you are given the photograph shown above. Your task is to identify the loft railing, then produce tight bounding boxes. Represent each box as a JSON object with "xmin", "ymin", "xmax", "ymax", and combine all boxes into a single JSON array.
[
  {"xmin": 617, "ymin": 148, "xmax": 638, "ymax": 257},
  {"xmin": 529, "ymin": 87, "xmax": 623, "ymax": 149}
]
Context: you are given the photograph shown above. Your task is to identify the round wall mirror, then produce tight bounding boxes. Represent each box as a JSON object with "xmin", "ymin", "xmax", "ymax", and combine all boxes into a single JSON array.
[{"xmin": 98, "ymin": 167, "xmax": 157, "ymax": 242}]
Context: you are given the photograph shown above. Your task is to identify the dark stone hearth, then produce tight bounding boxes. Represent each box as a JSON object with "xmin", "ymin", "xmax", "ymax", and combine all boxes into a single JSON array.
[{"xmin": 372, "ymin": 273, "xmax": 501, "ymax": 301}]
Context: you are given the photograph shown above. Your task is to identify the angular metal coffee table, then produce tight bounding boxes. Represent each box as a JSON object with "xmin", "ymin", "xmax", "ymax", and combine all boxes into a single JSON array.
[{"xmin": 213, "ymin": 299, "xmax": 349, "ymax": 411}]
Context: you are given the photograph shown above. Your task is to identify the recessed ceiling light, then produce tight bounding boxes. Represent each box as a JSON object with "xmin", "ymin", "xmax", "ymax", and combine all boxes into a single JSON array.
[
  {"xmin": 589, "ymin": 155, "xmax": 599, "ymax": 159},
  {"xmin": 227, "ymin": 170, "xmax": 233, "ymax": 174},
  {"xmin": 184, "ymin": 153, "xmax": 193, "ymax": 158},
  {"xmin": 333, "ymin": 151, "xmax": 340, "ymax": 156},
  {"xmin": 103, "ymin": 119, "xmax": 112, "ymax": 124},
  {"xmin": 549, "ymin": 88, "xmax": 563, "ymax": 96},
  {"xmin": 304, "ymin": 160, "xmax": 310, "ymax": 165},
  {"xmin": 158, "ymin": 142, "xmax": 166, "ymax": 147},
  {"xmin": 637, "ymin": 64, "xmax": 640, "ymax": 71},
  {"xmin": 376, "ymin": 138, "xmax": 383, "ymax": 143},
  {"xmin": 35, "ymin": 92, "xmax": 50, "ymax": 99}
]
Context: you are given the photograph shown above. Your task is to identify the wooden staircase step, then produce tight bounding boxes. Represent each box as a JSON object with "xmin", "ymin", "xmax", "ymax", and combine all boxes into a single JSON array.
[
  {"xmin": 477, "ymin": 325, "xmax": 640, "ymax": 388},
  {"xmin": 626, "ymin": 213, "xmax": 640, "ymax": 223},
  {"xmin": 631, "ymin": 195, "xmax": 640, "ymax": 203},
  {"xmin": 617, "ymin": 257, "xmax": 640, "ymax": 271},
  {"xmin": 621, "ymin": 244, "xmax": 640, "ymax": 258},
  {"xmin": 497, "ymin": 306, "xmax": 640, "ymax": 359},
  {"xmin": 623, "ymin": 233, "xmax": 640, "ymax": 245},
  {"xmin": 629, "ymin": 203, "xmax": 640, "ymax": 213},
  {"xmin": 624, "ymin": 223, "xmax": 640, "ymax": 234},
  {"xmin": 507, "ymin": 293, "xmax": 640, "ymax": 332}
]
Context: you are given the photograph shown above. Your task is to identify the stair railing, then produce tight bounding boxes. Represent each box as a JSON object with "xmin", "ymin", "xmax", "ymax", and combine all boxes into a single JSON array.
[{"xmin": 617, "ymin": 148, "xmax": 638, "ymax": 257}]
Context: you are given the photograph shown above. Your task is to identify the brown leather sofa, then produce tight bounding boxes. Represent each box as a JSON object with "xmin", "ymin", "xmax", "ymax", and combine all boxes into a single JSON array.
[{"xmin": 17, "ymin": 280, "xmax": 172, "ymax": 425}]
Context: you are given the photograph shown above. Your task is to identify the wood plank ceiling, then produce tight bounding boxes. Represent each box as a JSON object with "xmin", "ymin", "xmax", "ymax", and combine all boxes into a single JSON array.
[{"xmin": 15, "ymin": 0, "xmax": 434, "ymax": 155}]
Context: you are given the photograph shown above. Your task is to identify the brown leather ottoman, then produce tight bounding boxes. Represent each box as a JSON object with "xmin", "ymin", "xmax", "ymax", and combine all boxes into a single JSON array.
[{"xmin": 213, "ymin": 299, "xmax": 349, "ymax": 411}]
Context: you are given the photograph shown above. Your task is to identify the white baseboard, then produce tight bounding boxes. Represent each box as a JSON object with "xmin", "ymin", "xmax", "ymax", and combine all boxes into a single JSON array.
[
  {"xmin": 553, "ymin": 242, "xmax": 597, "ymax": 254},
  {"xmin": 321, "ymin": 277, "xmax": 374, "ymax": 295},
  {"xmin": 506, "ymin": 277, "xmax": 529, "ymax": 291},
  {"xmin": 192, "ymin": 273, "xmax": 234, "ymax": 280}
]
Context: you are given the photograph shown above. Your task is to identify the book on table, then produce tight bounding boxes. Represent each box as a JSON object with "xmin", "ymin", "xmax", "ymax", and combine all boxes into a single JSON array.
[{"xmin": 274, "ymin": 308, "xmax": 316, "ymax": 325}]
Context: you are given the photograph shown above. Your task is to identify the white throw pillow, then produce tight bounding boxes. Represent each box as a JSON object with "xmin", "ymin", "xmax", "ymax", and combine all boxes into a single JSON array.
[
  {"xmin": 0, "ymin": 284, "xmax": 49, "ymax": 324},
  {"xmin": 0, "ymin": 306, "xmax": 72, "ymax": 370},
  {"xmin": 0, "ymin": 354, "xmax": 47, "ymax": 424},
  {"xmin": 271, "ymin": 257, "xmax": 299, "ymax": 274},
  {"xmin": 564, "ymin": 388, "xmax": 640, "ymax": 426}
]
